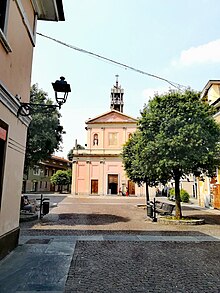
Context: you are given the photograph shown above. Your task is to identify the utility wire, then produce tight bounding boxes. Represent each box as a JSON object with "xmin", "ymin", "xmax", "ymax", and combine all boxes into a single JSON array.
[{"xmin": 37, "ymin": 32, "xmax": 188, "ymax": 90}]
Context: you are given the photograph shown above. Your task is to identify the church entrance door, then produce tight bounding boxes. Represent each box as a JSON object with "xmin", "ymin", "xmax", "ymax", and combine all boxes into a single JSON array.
[
  {"xmin": 128, "ymin": 180, "xmax": 135, "ymax": 195},
  {"xmin": 91, "ymin": 179, "xmax": 98, "ymax": 194},
  {"xmin": 108, "ymin": 174, "xmax": 118, "ymax": 195}
]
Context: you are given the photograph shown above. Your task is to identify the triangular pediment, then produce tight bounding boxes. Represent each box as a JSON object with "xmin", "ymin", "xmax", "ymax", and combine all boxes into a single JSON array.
[{"xmin": 86, "ymin": 110, "xmax": 137, "ymax": 124}]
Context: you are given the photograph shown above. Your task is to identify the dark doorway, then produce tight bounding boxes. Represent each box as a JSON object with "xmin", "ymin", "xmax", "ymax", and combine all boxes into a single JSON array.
[
  {"xmin": 0, "ymin": 120, "xmax": 8, "ymax": 208},
  {"xmin": 108, "ymin": 174, "xmax": 118, "ymax": 195},
  {"xmin": 91, "ymin": 179, "xmax": 98, "ymax": 194}
]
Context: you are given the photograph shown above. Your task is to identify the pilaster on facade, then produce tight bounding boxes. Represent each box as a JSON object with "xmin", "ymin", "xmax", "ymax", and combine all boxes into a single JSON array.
[
  {"xmin": 71, "ymin": 160, "xmax": 78, "ymax": 194},
  {"xmin": 86, "ymin": 160, "xmax": 91, "ymax": 194},
  {"xmin": 99, "ymin": 159, "xmax": 105, "ymax": 195},
  {"xmin": 123, "ymin": 127, "xmax": 127, "ymax": 144},
  {"xmin": 88, "ymin": 128, "xmax": 92, "ymax": 149},
  {"xmin": 101, "ymin": 127, "xmax": 105, "ymax": 149}
]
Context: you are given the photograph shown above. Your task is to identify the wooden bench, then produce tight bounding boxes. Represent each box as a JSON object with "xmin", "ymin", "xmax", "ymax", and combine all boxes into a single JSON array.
[{"xmin": 153, "ymin": 201, "xmax": 175, "ymax": 216}]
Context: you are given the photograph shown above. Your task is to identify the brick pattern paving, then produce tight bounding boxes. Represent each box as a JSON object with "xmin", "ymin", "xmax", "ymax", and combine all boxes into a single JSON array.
[{"xmin": 65, "ymin": 240, "xmax": 220, "ymax": 293}]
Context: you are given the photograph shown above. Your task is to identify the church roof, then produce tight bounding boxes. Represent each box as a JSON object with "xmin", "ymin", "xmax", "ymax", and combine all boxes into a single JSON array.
[{"xmin": 86, "ymin": 110, "xmax": 138, "ymax": 124}]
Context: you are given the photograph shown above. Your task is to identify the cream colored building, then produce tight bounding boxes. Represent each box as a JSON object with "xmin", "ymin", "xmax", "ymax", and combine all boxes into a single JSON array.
[
  {"xmin": 0, "ymin": 0, "xmax": 65, "ymax": 260},
  {"xmin": 198, "ymin": 80, "xmax": 220, "ymax": 208}
]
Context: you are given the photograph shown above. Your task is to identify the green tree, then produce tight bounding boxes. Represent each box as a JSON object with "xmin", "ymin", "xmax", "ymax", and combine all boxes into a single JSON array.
[
  {"xmin": 24, "ymin": 84, "xmax": 63, "ymax": 174},
  {"xmin": 138, "ymin": 89, "xmax": 220, "ymax": 218},
  {"xmin": 50, "ymin": 170, "xmax": 71, "ymax": 193},
  {"xmin": 122, "ymin": 131, "xmax": 160, "ymax": 203}
]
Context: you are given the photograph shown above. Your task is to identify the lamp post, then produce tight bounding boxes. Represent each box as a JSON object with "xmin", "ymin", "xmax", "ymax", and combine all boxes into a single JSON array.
[{"xmin": 17, "ymin": 76, "xmax": 71, "ymax": 116}]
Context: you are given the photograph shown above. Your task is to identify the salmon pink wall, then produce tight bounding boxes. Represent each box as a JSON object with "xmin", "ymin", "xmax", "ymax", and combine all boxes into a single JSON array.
[
  {"xmin": 88, "ymin": 125, "xmax": 137, "ymax": 149},
  {"xmin": 0, "ymin": 0, "xmax": 35, "ymax": 101}
]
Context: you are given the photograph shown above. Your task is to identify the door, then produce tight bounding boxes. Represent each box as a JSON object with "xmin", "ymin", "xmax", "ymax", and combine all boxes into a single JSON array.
[
  {"xmin": 108, "ymin": 174, "xmax": 118, "ymax": 195},
  {"xmin": 128, "ymin": 180, "xmax": 135, "ymax": 195},
  {"xmin": 212, "ymin": 183, "xmax": 220, "ymax": 209},
  {"xmin": 91, "ymin": 179, "xmax": 98, "ymax": 194}
]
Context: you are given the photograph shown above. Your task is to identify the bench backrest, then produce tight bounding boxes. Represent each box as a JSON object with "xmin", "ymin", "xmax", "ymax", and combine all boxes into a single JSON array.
[
  {"xmin": 161, "ymin": 202, "xmax": 175, "ymax": 213},
  {"xmin": 155, "ymin": 201, "xmax": 163, "ymax": 209}
]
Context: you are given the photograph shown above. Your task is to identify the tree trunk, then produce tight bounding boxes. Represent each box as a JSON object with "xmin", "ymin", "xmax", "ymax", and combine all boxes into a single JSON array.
[
  {"xmin": 145, "ymin": 182, "xmax": 149, "ymax": 204},
  {"xmin": 174, "ymin": 171, "xmax": 182, "ymax": 219}
]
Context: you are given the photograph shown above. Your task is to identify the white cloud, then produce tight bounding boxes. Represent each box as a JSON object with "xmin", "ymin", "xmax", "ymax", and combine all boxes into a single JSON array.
[
  {"xmin": 172, "ymin": 39, "xmax": 220, "ymax": 67},
  {"xmin": 142, "ymin": 87, "xmax": 169, "ymax": 104}
]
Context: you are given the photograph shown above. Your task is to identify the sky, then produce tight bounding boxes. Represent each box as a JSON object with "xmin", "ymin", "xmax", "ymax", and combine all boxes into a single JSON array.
[{"xmin": 31, "ymin": 0, "xmax": 220, "ymax": 158}]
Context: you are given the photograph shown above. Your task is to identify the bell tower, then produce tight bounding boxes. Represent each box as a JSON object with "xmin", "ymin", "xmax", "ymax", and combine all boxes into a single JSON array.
[{"xmin": 110, "ymin": 75, "xmax": 124, "ymax": 113}]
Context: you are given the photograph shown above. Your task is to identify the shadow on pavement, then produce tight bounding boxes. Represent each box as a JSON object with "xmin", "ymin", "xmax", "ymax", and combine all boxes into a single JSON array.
[
  {"xmin": 190, "ymin": 214, "xmax": 220, "ymax": 225},
  {"xmin": 55, "ymin": 213, "xmax": 130, "ymax": 225},
  {"xmin": 20, "ymin": 229, "xmax": 212, "ymax": 236},
  {"xmin": 181, "ymin": 206, "xmax": 220, "ymax": 224}
]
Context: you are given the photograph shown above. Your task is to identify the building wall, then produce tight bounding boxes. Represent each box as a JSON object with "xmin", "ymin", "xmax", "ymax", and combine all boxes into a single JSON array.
[
  {"xmin": 0, "ymin": 0, "xmax": 35, "ymax": 102},
  {"xmin": 198, "ymin": 178, "xmax": 211, "ymax": 208},
  {"xmin": 72, "ymin": 111, "xmax": 156, "ymax": 197},
  {"xmin": 72, "ymin": 156, "xmax": 155, "ymax": 197},
  {"xmin": 0, "ymin": 0, "xmax": 65, "ymax": 260},
  {"xmin": 0, "ymin": 102, "xmax": 26, "ymax": 237},
  {"xmin": 198, "ymin": 81, "xmax": 220, "ymax": 208},
  {"xmin": 207, "ymin": 84, "xmax": 220, "ymax": 104},
  {"xmin": 88, "ymin": 124, "xmax": 136, "ymax": 150},
  {"xmin": 0, "ymin": 0, "xmax": 35, "ymax": 259},
  {"xmin": 24, "ymin": 157, "xmax": 71, "ymax": 193}
]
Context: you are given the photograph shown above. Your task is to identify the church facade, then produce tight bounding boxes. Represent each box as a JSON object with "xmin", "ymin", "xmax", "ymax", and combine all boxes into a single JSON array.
[{"xmin": 71, "ymin": 77, "xmax": 146, "ymax": 196}]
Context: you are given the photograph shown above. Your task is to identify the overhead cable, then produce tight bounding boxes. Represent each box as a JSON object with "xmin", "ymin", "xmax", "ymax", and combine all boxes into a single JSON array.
[{"xmin": 37, "ymin": 32, "xmax": 188, "ymax": 90}]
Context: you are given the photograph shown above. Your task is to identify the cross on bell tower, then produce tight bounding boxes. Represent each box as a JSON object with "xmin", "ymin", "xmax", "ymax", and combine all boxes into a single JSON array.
[{"xmin": 110, "ymin": 75, "xmax": 124, "ymax": 113}]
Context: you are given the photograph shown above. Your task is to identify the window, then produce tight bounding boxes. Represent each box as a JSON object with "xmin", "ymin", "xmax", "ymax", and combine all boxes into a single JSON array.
[
  {"xmin": 108, "ymin": 132, "xmax": 118, "ymax": 146},
  {"xmin": 33, "ymin": 166, "xmax": 40, "ymax": 176},
  {"xmin": 0, "ymin": 0, "xmax": 11, "ymax": 52},
  {"xmin": 0, "ymin": 0, "xmax": 8, "ymax": 32},
  {"xmin": 93, "ymin": 133, "xmax": 99, "ymax": 146},
  {"xmin": 44, "ymin": 168, "xmax": 49, "ymax": 177}
]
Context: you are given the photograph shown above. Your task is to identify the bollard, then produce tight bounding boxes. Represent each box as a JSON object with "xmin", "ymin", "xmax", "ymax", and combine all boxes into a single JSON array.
[{"xmin": 152, "ymin": 198, "xmax": 157, "ymax": 222}]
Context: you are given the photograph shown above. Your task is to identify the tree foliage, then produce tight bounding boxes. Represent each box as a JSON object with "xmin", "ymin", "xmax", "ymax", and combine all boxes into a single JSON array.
[
  {"xmin": 24, "ymin": 84, "xmax": 63, "ymax": 174},
  {"xmin": 124, "ymin": 89, "xmax": 220, "ymax": 218},
  {"xmin": 50, "ymin": 170, "xmax": 71, "ymax": 193},
  {"xmin": 67, "ymin": 144, "xmax": 85, "ymax": 161},
  {"xmin": 122, "ymin": 131, "xmax": 160, "ymax": 202}
]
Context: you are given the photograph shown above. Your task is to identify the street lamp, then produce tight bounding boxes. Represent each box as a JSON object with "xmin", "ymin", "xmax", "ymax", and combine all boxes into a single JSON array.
[
  {"xmin": 17, "ymin": 76, "xmax": 71, "ymax": 116},
  {"xmin": 52, "ymin": 76, "xmax": 71, "ymax": 109}
]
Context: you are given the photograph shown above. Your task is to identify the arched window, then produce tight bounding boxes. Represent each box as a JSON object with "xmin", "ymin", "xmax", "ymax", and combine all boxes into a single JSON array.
[
  {"xmin": 93, "ymin": 133, "xmax": 98, "ymax": 146},
  {"xmin": 128, "ymin": 133, "xmax": 132, "ymax": 139}
]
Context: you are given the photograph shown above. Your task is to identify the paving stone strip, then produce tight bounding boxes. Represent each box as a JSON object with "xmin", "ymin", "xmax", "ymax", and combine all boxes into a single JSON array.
[
  {"xmin": 65, "ymin": 240, "xmax": 220, "ymax": 293},
  {"xmin": 1, "ymin": 235, "xmax": 220, "ymax": 292}
]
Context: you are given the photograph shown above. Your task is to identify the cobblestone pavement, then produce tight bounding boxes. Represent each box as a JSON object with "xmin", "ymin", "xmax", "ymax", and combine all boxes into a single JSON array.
[
  {"xmin": 65, "ymin": 240, "xmax": 220, "ymax": 293},
  {"xmin": 1, "ymin": 195, "xmax": 220, "ymax": 292}
]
